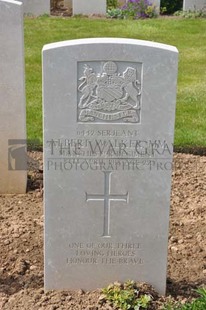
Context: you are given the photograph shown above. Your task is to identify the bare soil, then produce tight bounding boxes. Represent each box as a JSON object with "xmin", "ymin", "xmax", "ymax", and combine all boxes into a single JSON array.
[{"xmin": 0, "ymin": 152, "xmax": 205, "ymax": 309}]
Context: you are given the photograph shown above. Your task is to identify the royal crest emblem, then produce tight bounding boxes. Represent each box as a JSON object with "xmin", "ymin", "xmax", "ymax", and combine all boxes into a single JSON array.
[{"xmin": 77, "ymin": 61, "xmax": 142, "ymax": 123}]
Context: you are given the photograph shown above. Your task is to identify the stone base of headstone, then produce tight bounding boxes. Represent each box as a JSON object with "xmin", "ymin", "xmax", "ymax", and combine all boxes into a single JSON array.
[{"xmin": 72, "ymin": 0, "xmax": 106, "ymax": 15}]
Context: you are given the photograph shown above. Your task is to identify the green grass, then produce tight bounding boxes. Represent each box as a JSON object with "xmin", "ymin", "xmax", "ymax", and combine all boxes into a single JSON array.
[
  {"xmin": 101, "ymin": 282, "xmax": 206, "ymax": 310},
  {"xmin": 162, "ymin": 287, "xmax": 206, "ymax": 310},
  {"xmin": 24, "ymin": 16, "xmax": 206, "ymax": 147}
]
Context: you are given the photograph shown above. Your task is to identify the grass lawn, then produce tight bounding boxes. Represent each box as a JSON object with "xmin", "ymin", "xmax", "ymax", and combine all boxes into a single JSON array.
[{"xmin": 24, "ymin": 16, "xmax": 206, "ymax": 147}]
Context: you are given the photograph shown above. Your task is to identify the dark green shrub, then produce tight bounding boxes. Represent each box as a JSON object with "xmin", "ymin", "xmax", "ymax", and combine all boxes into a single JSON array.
[
  {"xmin": 160, "ymin": 0, "xmax": 183, "ymax": 14},
  {"xmin": 107, "ymin": 8, "xmax": 124, "ymax": 18},
  {"xmin": 107, "ymin": 0, "xmax": 118, "ymax": 9},
  {"xmin": 101, "ymin": 281, "xmax": 152, "ymax": 310},
  {"xmin": 121, "ymin": 0, "xmax": 157, "ymax": 19}
]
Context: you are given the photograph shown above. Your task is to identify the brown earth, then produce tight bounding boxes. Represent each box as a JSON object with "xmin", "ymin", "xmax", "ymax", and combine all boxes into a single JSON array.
[{"xmin": 0, "ymin": 152, "xmax": 205, "ymax": 309}]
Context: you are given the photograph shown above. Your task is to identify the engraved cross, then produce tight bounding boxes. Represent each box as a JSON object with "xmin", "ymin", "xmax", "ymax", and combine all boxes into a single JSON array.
[{"xmin": 86, "ymin": 171, "xmax": 129, "ymax": 237}]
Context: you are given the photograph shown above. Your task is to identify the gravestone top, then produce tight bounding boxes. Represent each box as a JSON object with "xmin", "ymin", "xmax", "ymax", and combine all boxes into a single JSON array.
[
  {"xmin": 3, "ymin": 0, "xmax": 21, "ymax": 4},
  {"xmin": 43, "ymin": 38, "xmax": 178, "ymax": 295},
  {"xmin": 43, "ymin": 37, "xmax": 178, "ymax": 52}
]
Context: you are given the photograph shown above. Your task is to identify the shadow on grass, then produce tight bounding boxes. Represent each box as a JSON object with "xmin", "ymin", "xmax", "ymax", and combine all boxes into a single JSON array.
[{"xmin": 174, "ymin": 146, "xmax": 206, "ymax": 156}]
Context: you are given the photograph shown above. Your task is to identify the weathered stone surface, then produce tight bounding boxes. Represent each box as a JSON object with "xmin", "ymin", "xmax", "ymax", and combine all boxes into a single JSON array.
[
  {"xmin": 0, "ymin": 0, "xmax": 27, "ymax": 194},
  {"xmin": 16, "ymin": 0, "xmax": 50, "ymax": 15},
  {"xmin": 43, "ymin": 38, "xmax": 178, "ymax": 295},
  {"xmin": 183, "ymin": 0, "xmax": 206, "ymax": 11},
  {"xmin": 152, "ymin": 0, "xmax": 160, "ymax": 13},
  {"xmin": 72, "ymin": 0, "xmax": 106, "ymax": 15},
  {"xmin": 64, "ymin": 0, "xmax": 72, "ymax": 10}
]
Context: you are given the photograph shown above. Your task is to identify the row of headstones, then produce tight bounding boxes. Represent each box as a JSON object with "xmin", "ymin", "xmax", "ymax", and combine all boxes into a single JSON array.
[
  {"xmin": 15, "ymin": 0, "xmax": 206, "ymax": 16},
  {"xmin": 1, "ymin": 0, "xmax": 179, "ymax": 297}
]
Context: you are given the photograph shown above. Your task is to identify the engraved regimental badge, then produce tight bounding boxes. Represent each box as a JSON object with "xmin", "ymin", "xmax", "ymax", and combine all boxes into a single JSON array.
[{"xmin": 77, "ymin": 61, "xmax": 142, "ymax": 123}]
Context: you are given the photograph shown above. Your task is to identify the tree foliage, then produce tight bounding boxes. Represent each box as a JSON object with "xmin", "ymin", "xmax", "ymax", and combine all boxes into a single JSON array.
[{"xmin": 160, "ymin": 0, "xmax": 183, "ymax": 14}]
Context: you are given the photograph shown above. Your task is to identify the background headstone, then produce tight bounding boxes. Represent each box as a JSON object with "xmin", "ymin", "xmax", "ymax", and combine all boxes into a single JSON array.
[
  {"xmin": 183, "ymin": 0, "xmax": 206, "ymax": 11},
  {"xmin": 0, "ymin": 0, "xmax": 27, "ymax": 194},
  {"xmin": 72, "ymin": 0, "xmax": 106, "ymax": 15},
  {"xmin": 15, "ymin": 0, "xmax": 50, "ymax": 15},
  {"xmin": 153, "ymin": 0, "xmax": 160, "ymax": 13},
  {"xmin": 43, "ymin": 38, "xmax": 178, "ymax": 295}
]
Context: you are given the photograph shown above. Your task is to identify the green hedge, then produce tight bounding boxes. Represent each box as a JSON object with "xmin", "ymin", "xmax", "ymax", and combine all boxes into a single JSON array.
[
  {"xmin": 160, "ymin": 0, "xmax": 183, "ymax": 14},
  {"xmin": 107, "ymin": 0, "xmax": 118, "ymax": 9},
  {"xmin": 106, "ymin": 0, "xmax": 183, "ymax": 14}
]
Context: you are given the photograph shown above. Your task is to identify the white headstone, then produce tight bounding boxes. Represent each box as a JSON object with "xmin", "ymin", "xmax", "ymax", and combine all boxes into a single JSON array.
[
  {"xmin": 0, "ymin": 0, "xmax": 27, "ymax": 194},
  {"xmin": 183, "ymin": 0, "xmax": 206, "ymax": 11},
  {"xmin": 73, "ymin": 0, "xmax": 106, "ymax": 15},
  {"xmin": 43, "ymin": 38, "xmax": 178, "ymax": 295},
  {"xmin": 15, "ymin": 0, "xmax": 50, "ymax": 15},
  {"xmin": 150, "ymin": 0, "xmax": 160, "ymax": 13}
]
